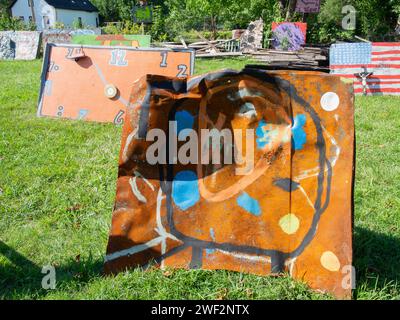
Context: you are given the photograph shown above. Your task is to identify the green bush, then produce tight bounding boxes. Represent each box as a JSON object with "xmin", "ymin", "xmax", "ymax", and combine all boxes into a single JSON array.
[
  {"xmin": 175, "ymin": 29, "xmax": 232, "ymax": 42},
  {"xmin": 150, "ymin": 5, "xmax": 168, "ymax": 42},
  {"xmin": 0, "ymin": 13, "xmax": 36, "ymax": 31},
  {"xmin": 307, "ymin": 0, "xmax": 400, "ymax": 43},
  {"xmin": 102, "ymin": 20, "xmax": 144, "ymax": 35},
  {"xmin": 26, "ymin": 0, "xmax": 399, "ymax": 44}
]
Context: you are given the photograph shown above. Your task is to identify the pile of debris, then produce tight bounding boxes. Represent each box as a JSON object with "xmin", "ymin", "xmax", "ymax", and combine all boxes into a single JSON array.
[
  {"xmin": 160, "ymin": 36, "xmax": 242, "ymax": 58},
  {"xmin": 159, "ymin": 17, "xmax": 329, "ymax": 70},
  {"xmin": 250, "ymin": 46, "xmax": 329, "ymax": 68}
]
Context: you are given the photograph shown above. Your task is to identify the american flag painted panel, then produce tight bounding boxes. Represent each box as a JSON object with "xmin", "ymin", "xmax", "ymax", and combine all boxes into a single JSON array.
[{"xmin": 330, "ymin": 42, "xmax": 400, "ymax": 95}]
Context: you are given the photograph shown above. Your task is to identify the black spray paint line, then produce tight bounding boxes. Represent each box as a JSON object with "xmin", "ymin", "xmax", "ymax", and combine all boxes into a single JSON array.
[{"xmin": 149, "ymin": 69, "xmax": 334, "ymax": 268}]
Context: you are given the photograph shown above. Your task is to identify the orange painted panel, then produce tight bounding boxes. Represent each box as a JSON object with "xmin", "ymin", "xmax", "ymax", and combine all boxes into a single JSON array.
[
  {"xmin": 105, "ymin": 68, "xmax": 355, "ymax": 299},
  {"xmin": 37, "ymin": 44, "xmax": 195, "ymax": 124}
]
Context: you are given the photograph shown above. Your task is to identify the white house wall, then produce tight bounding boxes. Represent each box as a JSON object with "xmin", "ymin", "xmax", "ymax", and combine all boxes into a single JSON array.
[
  {"xmin": 55, "ymin": 9, "xmax": 99, "ymax": 29},
  {"xmin": 11, "ymin": 0, "xmax": 56, "ymax": 31},
  {"xmin": 11, "ymin": 1, "xmax": 99, "ymax": 31}
]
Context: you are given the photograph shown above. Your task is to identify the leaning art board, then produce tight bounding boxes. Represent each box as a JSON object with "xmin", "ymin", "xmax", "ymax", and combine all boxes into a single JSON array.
[
  {"xmin": 0, "ymin": 31, "xmax": 41, "ymax": 60},
  {"xmin": 105, "ymin": 68, "xmax": 355, "ymax": 299},
  {"xmin": 271, "ymin": 22, "xmax": 307, "ymax": 51},
  {"xmin": 330, "ymin": 42, "xmax": 400, "ymax": 95},
  {"xmin": 37, "ymin": 44, "xmax": 195, "ymax": 124},
  {"xmin": 71, "ymin": 35, "xmax": 151, "ymax": 48}
]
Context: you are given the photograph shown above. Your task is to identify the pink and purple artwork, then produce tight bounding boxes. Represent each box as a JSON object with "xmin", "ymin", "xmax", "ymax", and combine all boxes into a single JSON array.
[{"xmin": 271, "ymin": 22, "xmax": 307, "ymax": 51}]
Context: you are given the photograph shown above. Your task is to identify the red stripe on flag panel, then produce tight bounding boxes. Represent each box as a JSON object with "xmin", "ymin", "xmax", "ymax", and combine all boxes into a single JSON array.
[
  {"xmin": 371, "ymin": 57, "xmax": 400, "ymax": 61},
  {"xmin": 354, "ymin": 81, "xmax": 400, "ymax": 85},
  {"xmin": 371, "ymin": 50, "xmax": 400, "ymax": 55},
  {"xmin": 354, "ymin": 88, "xmax": 400, "ymax": 93},
  {"xmin": 331, "ymin": 64, "xmax": 400, "ymax": 69},
  {"xmin": 334, "ymin": 74, "xmax": 400, "ymax": 79},
  {"xmin": 372, "ymin": 42, "xmax": 400, "ymax": 46}
]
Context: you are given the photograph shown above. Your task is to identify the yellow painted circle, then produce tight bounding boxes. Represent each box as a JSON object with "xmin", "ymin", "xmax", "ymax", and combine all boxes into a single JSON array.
[
  {"xmin": 279, "ymin": 214, "xmax": 300, "ymax": 235},
  {"xmin": 320, "ymin": 251, "xmax": 341, "ymax": 272}
]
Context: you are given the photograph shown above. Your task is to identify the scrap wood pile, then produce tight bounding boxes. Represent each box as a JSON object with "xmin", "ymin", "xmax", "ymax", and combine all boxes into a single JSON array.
[
  {"xmin": 161, "ymin": 39, "xmax": 329, "ymax": 70},
  {"xmin": 250, "ymin": 46, "xmax": 329, "ymax": 68},
  {"xmin": 159, "ymin": 18, "xmax": 330, "ymax": 70},
  {"xmin": 160, "ymin": 38, "xmax": 242, "ymax": 58}
]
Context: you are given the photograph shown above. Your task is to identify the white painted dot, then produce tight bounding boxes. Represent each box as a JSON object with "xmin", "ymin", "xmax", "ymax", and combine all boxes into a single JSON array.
[{"xmin": 321, "ymin": 92, "xmax": 340, "ymax": 112}]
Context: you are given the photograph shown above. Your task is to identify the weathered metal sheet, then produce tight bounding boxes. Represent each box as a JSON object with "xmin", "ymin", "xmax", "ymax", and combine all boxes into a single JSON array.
[
  {"xmin": 37, "ymin": 44, "xmax": 194, "ymax": 124},
  {"xmin": 105, "ymin": 68, "xmax": 355, "ymax": 299}
]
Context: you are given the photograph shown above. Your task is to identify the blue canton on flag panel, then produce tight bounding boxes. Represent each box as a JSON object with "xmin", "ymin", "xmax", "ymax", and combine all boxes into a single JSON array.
[{"xmin": 330, "ymin": 43, "xmax": 372, "ymax": 65}]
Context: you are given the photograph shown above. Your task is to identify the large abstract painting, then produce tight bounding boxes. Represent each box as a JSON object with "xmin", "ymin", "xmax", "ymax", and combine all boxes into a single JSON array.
[{"xmin": 105, "ymin": 68, "xmax": 355, "ymax": 298}]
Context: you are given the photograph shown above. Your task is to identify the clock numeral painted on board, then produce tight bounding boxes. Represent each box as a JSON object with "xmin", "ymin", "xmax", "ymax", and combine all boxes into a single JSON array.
[
  {"xmin": 48, "ymin": 61, "xmax": 60, "ymax": 72},
  {"xmin": 177, "ymin": 64, "xmax": 188, "ymax": 78},
  {"xmin": 114, "ymin": 110, "xmax": 125, "ymax": 125},
  {"xmin": 109, "ymin": 49, "xmax": 128, "ymax": 67},
  {"xmin": 78, "ymin": 109, "xmax": 89, "ymax": 120},
  {"xmin": 44, "ymin": 80, "xmax": 53, "ymax": 96},
  {"xmin": 57, "ymin": 106, "xmax": 64, "ymax": 117},
  {"xmin": 160, "ymin": 51, "xmax": 168, "ymax": 67},
  {"xmin": 66, "ymin": 48, "xmax": 73, "ymax": 59},
  {"xmin": 65, "ymin": 47, "xmax": 83, "ymax": 59}
]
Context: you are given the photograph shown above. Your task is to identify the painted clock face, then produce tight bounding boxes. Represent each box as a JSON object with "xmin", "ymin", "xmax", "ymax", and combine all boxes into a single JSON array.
[{"xmin": 37, "ymin": 44, "xmax": 195, "ymax": 124}]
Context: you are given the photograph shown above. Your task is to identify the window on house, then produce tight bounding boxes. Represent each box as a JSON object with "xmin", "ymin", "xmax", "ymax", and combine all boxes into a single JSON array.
[
  {"xmin": 96, "ymin": 17, "xmax": 99, "ymax": 27},
  {"xmin": 19, "ymin": 16, "xmax": 25, "ymax": 22},
  {"xmin": 78, "ymin": 17, "xmax": 82, "ymax": 27},
  {"xmin": 43, "ymin": 16, "xmax": 50, "ymax": 29},
  {"xmin": 29, "ymin": 16, "xmax": 33, "ymax": 22}
]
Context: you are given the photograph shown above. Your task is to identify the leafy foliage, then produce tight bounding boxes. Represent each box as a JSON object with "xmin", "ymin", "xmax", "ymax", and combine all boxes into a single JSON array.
[
  {"xmin": 102, "ymin": 20, "xmax": 143, "ymax": 35},
  {"xmin": 0, "ymin": 0, "xmax": 399, "ymax": 42},
  {"xmin": 0, "ymin": 13, "xmax": 36, "ymax": 31}
]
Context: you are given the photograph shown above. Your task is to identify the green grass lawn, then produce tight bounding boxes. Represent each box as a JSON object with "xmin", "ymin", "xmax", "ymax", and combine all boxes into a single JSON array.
[{"xmin": 0, "ymin": 58, "xmax": 399, "ymax": 300}]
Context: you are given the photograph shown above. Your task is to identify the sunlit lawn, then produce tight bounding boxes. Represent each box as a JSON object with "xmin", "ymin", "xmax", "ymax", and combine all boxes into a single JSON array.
[{"xmin": 0, "ymin": 58, "xmax": 399, "ymax": 300}]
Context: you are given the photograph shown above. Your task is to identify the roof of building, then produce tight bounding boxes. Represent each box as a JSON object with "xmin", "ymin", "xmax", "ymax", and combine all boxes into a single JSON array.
[{"xmin": 10, "ymin": 0, "xmax": 99, "ymax": 13}]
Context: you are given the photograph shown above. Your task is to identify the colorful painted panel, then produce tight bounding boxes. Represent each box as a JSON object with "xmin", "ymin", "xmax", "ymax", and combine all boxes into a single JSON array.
[
  {"xmin": 42, "ymin": 29, "xmax": 102, "ymax": 52},
  {"xmin": 37, "ymin": 44, "xmax": 194, "ymax": 124},
  {"xmin": 71, "ymin": 35, "xmax": 151, "ymax": 48},
  {"xmin": 132, "ymin": 5, "xmax": 153, "ymax": 24},
  {"xmin": 271, "ymin": 22, "xmax": 307, "ymax": 51},
  {"xmin": 0, "ymin": 31, "xmax": 41, "ymax": 60},
  {"xmin": 105, "ymin": 68, "xmax": 355, "ymax": 299},
  {"xmin": 330, "ymin": 42, "xmax": 400, "ymax": 95},
  {"xmin": 295, "ymin": 0, "xmax": 321, "ymax": 13}
]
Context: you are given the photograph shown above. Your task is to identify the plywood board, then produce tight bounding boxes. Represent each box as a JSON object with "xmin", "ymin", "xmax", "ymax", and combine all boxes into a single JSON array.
[{"xmin": 37, "ymin": 44, "xmax": 195, "ymax": 124}]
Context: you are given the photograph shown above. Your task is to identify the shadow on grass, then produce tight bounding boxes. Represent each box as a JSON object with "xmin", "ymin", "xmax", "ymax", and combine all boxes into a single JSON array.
[
  {"xmin": 1, "ymin": 226, "xmax": 400, "ymax": 299},
  {"xmin": 353, "ymin": 226, "xmax": 400, "ymax": 298},
  {"xmin": 0, "ymin": 240, "xmax": 104, "ymax": 299}
]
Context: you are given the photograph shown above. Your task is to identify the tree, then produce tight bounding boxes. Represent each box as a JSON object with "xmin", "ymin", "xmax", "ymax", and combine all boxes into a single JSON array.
[
  {"xmin": 186, "ymin": 0, "xmax": 229, "ymax": 39},
  {"xmin": 0, "ymin": 0, "xmax": 12, "ymax": 15}
]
